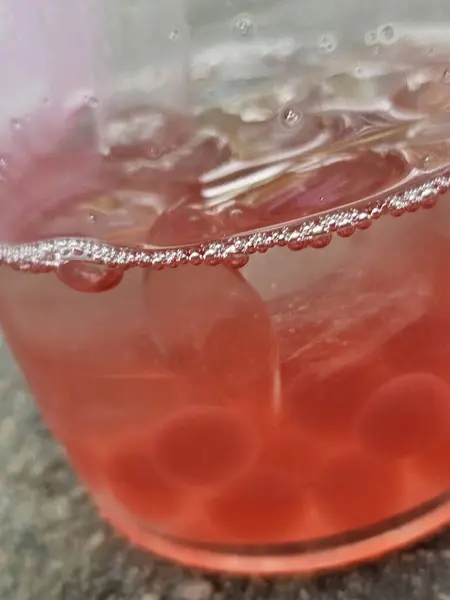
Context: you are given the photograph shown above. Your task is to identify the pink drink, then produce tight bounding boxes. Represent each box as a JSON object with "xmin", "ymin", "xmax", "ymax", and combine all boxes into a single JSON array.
[{"xmin": 2, "ymin": 38, "xmax": 450, "ymax": 574}]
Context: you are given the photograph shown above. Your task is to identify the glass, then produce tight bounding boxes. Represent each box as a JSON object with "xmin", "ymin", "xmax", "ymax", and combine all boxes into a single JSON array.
[{"xmin": 1, "ymin": 0, "xmax": 450, "ymax": 576}]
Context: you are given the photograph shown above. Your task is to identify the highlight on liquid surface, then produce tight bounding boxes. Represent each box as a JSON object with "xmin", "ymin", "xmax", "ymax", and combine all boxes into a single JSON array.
[{"xmin": 2, "ymin": 29, "xmax": 450, "ymax": 573}]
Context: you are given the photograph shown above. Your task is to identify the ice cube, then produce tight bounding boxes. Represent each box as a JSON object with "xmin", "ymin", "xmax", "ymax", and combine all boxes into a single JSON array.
[
  {"xmin": 245, "ymin": 215, "xmax": 432, "ymax": 381},
  {"xmin": 143, "ymin": 265, "xmax": 279, "ymax": 419},
  {"xmin": 0, "ymin": 266, "xmax": 191, "ymax": 442},
  {"xmin": 0, "ymin": 267, "xmax": 162, "ymax": 374}
]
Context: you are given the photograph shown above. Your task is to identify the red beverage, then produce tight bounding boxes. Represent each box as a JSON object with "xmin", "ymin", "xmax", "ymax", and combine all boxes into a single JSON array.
[{"xmin": 2, "ymin": 34, "xmax": 450, "ymax": 575}]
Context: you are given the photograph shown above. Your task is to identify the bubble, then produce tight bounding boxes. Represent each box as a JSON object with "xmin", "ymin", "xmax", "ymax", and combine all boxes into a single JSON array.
[
  {"xmin": 204, "ymin": 88, "xmax": 218, "ymax": 103},
  {"xmin": 280, "ymin": 104, "xmax": 303, "ymax": 129},
  {"xmin": 232, "ymin": 14, "xmax": 256, "ymax": 38},
  {"xmin": 10, "ymin": 118, "xmax": 22, "ymax": 131},
  {"xmin": 378, "ymin": 23, "xmax": 398, "ymax": 45},
  {"xmin": 57, "ymin": 262, "xmax": 124, "ymax": 293},
  {"xmin": 169, "ymin": 29, "xmax": 179, "ymax": 41},
  {"xmin": 0, "ymin": 154, "xmax": 10, "ymax": 175},
  {"xmin": 319, "ymin": 33, "xmax": 338, "ymax": 53},
  {"xmin": 85, "ymin": 95, "xmax": 99, "ymax": 108},
  {"xmin": 364, "ymin": 30, "xmax": 379, "ymax": 46},
  {"xmin": 443, "ymin": 69, "xmax": 450, "ymax": 84},
  {"xmin": 9, "ymin": 118, "xmax": 28, "ymax": 149},
  {"xmin": 146, "ymin": 145, "xmax": 163, "ymax": 159},
  {"xmin": 226, "ymin": 252, "xmax": 249, "ymax": 269}
]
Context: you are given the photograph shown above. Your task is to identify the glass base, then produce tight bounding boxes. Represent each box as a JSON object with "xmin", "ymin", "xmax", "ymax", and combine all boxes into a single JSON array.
[{"xmin": 96, "ymin": 495, "xmax": 450, "ymax": 575}]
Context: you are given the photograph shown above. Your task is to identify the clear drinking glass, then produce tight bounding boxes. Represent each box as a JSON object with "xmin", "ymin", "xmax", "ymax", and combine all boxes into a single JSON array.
[{"xmin": 2, "ymin": 0, "xmax": 450, "ymax": 576}]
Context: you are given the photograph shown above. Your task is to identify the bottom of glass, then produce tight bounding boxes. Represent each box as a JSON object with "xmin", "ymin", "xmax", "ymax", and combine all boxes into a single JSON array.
[{"xmin": 95, "ymin": 493, "xmax": 450, "ymax": 575}]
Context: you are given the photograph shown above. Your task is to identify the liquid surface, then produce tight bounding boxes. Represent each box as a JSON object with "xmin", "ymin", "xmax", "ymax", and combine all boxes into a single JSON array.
[{"xmin": 1, "ymin": 32, "xmax": 450, "ymax": 571}]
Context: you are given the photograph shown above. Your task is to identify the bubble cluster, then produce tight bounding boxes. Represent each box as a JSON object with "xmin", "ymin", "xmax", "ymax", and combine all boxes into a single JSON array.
[
  {"xmin": 146, "ymin": 145, "xmax": 163, "ymax": 160},
  {"xmin": 365, "ymin": 24, "xmax": 398, "ymax": 47},
  {"xmin": 280, "ymin": 105, "xmax": 303, "ymax": 129},
  {"xmin": 378, "ymin": 23, "xmax": 398, "ymax": 45},
  {"xmin": 0, "ymin": 155, "xmax": 9, "ymax": 178},
  {"xmin": 318, "ymin": 33, "xmax": 338, "ymax": 53}
]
